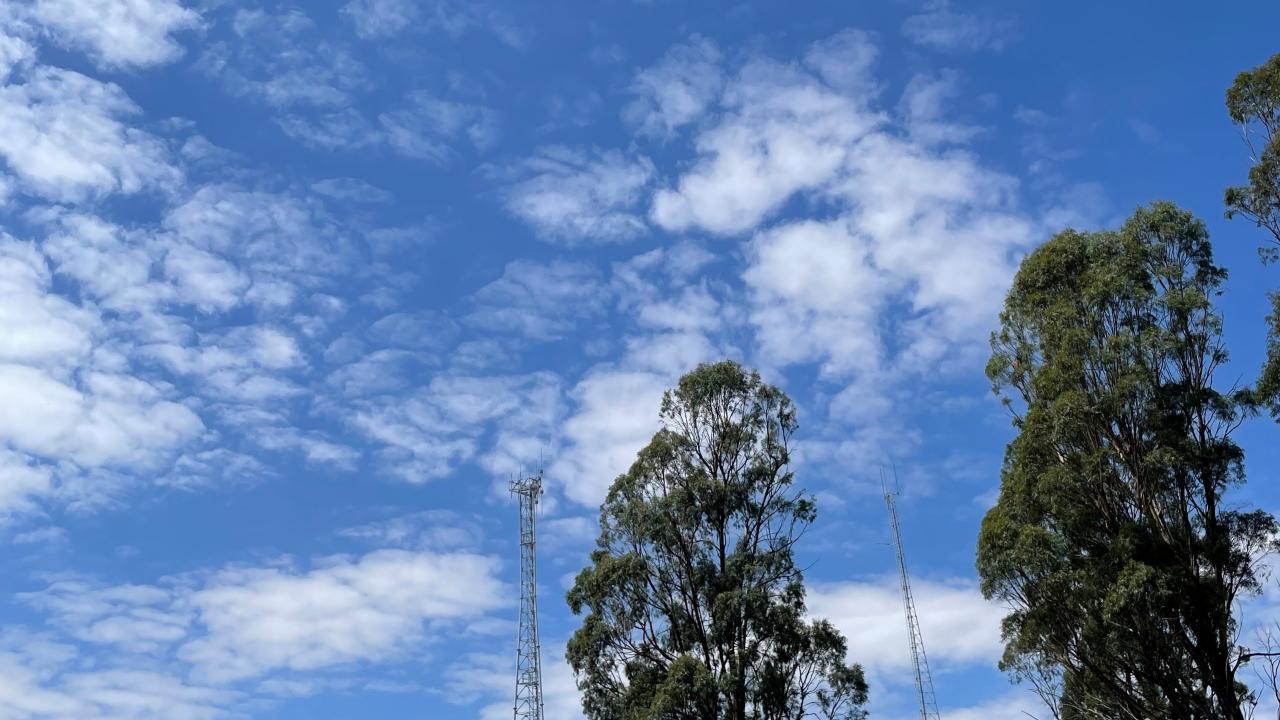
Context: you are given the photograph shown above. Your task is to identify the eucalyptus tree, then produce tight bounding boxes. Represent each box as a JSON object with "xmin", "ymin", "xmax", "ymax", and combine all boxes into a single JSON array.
[
  {"xmin": 1226, "ymin": 52, "xmax": 1280, "ymax": 416},
  {"xmin": 977, "ymin": 203, "xmax": 1277, "ymax": 719},
  {"xmin": 566, "ymin": 361, "xmax": 867, "ymax": 720}
]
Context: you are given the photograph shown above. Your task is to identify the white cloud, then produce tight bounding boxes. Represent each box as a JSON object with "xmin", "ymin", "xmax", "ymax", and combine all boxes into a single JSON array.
[
  {"xmin": 181, "ymin": 550, "xmax": 505, "ymax": 682},
  {"xmin": 0, "ymin": 239, "xmax": 206, "ymax": 482},
  {"xmin": 0, "ymin": 363, "xmax": 204, "ymax": 469},
  {"xmin": 200, "ymin": 9, "xmax": 365, "ymax": 109},
  {"xmin": 0, "ymin": 645, "xmax": 234, "ymax": 720},
  {"xmin": 623, "ymin": 35, "xmax": 723, "ymax": 139},
  {"xmin": 311, "ymin": 177, "xmax": 392, "ymax": 204},
  {"xmin": 202, "ymin": 7, "xmax": 500, "ymax": 161},
  {"xmin": 163, "ymin": 184, "xmax": 359, "ymax": 303},
  {"xmin": 0, "ymin": 66, "xmax": 178, "ymax": 201},
  {"xmin": 466, "ymin": 259, "xmax": 606, "ymax": 340},
  {"xmin": 0, "ymin": 237, "xmax": 94, "ymax": 366},
  {"xmin": 161, "ymin": 244, "xmax": 249, "ymax": 314},
  {"xmin": 22, "ymin": 580, "xmax": 191, "ymax": 655},
  {"xmin": 501, "ymin": 147, "xmax": 654, "ymax": 244},
  {"xmin": 0, "ymin": 450, "xmax": 55, "ymax": 517},
  {"xmin": 26, "ymin": 0, "xmax": 200, "ymax": 69},
  {"xmin": 1, "ymin": 178, "xmax": 381, "ymax": 492},
  {"xmin": 352, "ymin": 372, "xmax": 563, "ymax": 482},
  {"xmin": 833, "ymin": 133, "xmax": 1030, "ymax": 366},
  {"xmin": 807, "ymin": 577, "xmax": 1005, "ymax": 675},
  {"xmin": 272, "ymin": 93, "xmax": 497, "ymax": 161},
  {"xmin": 253, "ymin": 427, "xmax": 360, "ymax": 469},
  {"xmin": 56, "ymin": 669, "xmax": 234, "ymax": 720},
  {"xmin": 366, "ymin": 311, "xmax": 457, "ymax": 351},
  {"xmin": 11, "ymin": 178, "xmax": 388, "ymax": 486},
  {"xmin": 744, "ymin": 125, "xmax": 1031, "ymax": 377},
  {"xmin": 276, "ymin": 107, "xmax": 378, "ymax": 150},
  {"xmin": 446, "ymin": 644, "xmax": 583, "ymax": 720},
  {"xmin": 143, "ymin": 326, "xmax": 305, "ymax": 403},
  {"xmin": 803, "ymin": 29, "xmax": 880, "ymax": 97},
  {"xmin": 649, "ymin": 56, "xmax": 880, "ymax": 235},
  {"xmin": 900, "ymin": 71, "xmax": 980, "ymax": 145},
  {"xmin": 641, "ymin": 32, "xmax": 1035, "ymax": 476},
  {"xmin": 0, "ymin": 193, "xmax": 364, "ymax": 514},
  {"xmin": 378, "ymin": 91, "xmax": 498, "ymax": 163},
  {"xmin": 4, "ymin": 548, "xmax": 507, "ymax": 716},
  {"xmin": 744, "ymin": 219, "xmax": 884, "ymax": 376},
  {"xmin": 338, "ymin": 510, "xmax": 486, "ymax": 551},
  {"xmin": 551, "ymin": 248, "xmax": 728, "ymax": 508},
  {"xmin": 0, "ymin": 30, "xmax": 36, "ymax": 82},
  {"xmin": 416, "ymin": 0, "xmax": 529, "ymax": 48},
  {"xmin": 941, "ymin": 692, "xmax": 1050, "ymax": 720},
  {"xmin": 341, "ymin": 0, "xmax": 417, "ymax": 39},
  {"xmin": 326, "ymin": 348, "xmax": 430, "ymax": 396},
  {"xmin": 634, "ymin": 283, "xmax": 721, "ymax": 333},
  {"xmin": 550, "ymin": 368, "xmax": 667, "ymax": 507},
  {"xmin": 11, "ymin": 524, "xmax": 67, "ymax": 545},
  {"xmin": 901, "ymin": 0, "xmax": 1014, "ymax": 53},
  {"xmin": 39, "ymin": 212, "xmax": 164, "ymax": 313},
  {"xmin": 164, "ymin": 448, "xmax": 267, "ymax": 490}
]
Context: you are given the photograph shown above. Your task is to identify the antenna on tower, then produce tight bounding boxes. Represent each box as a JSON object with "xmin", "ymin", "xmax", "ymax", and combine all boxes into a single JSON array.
[
  {"xmin": 883, "ymin": 466, "xmax": 941, "ymax": 720},
  {"xmin": 511, "ymin": 469, "xmax": 545, "ymax": 720}
]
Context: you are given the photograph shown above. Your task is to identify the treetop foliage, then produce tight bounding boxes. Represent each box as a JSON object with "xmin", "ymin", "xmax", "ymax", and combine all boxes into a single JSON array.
[
  {"xmin": 566, "ymin": 361, "xmax": 867, "ymax": 720},
  {"xmin": 1225, "ymin": 52, "xmax": 1280, "ymax": 418},
  {"xmin": 978, "ymin": 202, "xmax": 1278, "ymax": 720}
]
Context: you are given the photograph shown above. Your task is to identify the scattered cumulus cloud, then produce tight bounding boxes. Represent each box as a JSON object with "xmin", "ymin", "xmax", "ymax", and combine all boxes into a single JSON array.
[
  {"xmin": 466, "ymin": 259, "xmax": 607, "ymax": 341},
  {"xmin": 378, "ymin": 91, "xmax": 499, "ymax": 162},
  {"xmin": 24, "ymin": 0, "xmax": 200, "ymax": 69},
  {"xmin": 180, "ymin": 550, "xmax": 504, "ymax": 682},
  {"xmin": 808, "ymin": 577, "xmax": 1005, "ymax": 677},
  {"xmin": 901, "ymin": 0, "xmax": 1015, "ymax": 53},
  {"xmin": 4, "ymin": 548, "xmax": 507, "ymax": 715},
  {"xmin": 198, "ymin": 8, "xmax": 366, "ymax": 109},
  {"xmin": 649, "ymin": 53, "xmax": 881, "ymax": 235},
  {"xmin": 802, "ymin": 28, "xmax": 881, "ymax": 97},
  {"xmin": 447, "ymin": 644, "xmax": 584, "ymax": 720},
  {"xmin": 0, "ymin": 66, "xmax": 178, "ymax": 202},
  {"xmin": 623, "ymin": 35, "xmax": 723, "ymax": 139},
  {"xmin": 311, "ymin": 177, "xmax": 393, "ymax": 204},
  {"xmin": 341, "ymin": 0, "xmax": 418, "ymax": 39},
  {"xmin": 940, "ymin": 692, "xmax": 1050, "ymax": 720},
  {"xmin": 636, "ymin": 30, "xmax": 1034, "ymax": 475},
  {"xmin": 0, "ymin": 31, "xmax": 36, "ymax": 82},
  {"xmin": 551, "ymin": 249, "xmax": 730, "ymax": 507},
  {"xmin": 0, "ymin": 362, "xmax": 204, "ymax": 469},
  {"xmin": 351, "ymin": 372, "xmax": 564, "ymax": 482},
  {"xmin": 500, "ymin": 147, "xmax": 654, "ymax": 244}
]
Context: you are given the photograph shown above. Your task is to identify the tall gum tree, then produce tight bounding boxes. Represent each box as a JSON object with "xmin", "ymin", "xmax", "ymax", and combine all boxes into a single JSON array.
[
  {"xmin": 566, "ymin": 361, "xmax": 868, "ymax": 720},
  {"xmin": 1225, "ymin": 52, "xmax": 1280, "ymax": 417},
  {"xmin": 977, "ymin": 202, "xmax": 1277, "ymax": 720}
]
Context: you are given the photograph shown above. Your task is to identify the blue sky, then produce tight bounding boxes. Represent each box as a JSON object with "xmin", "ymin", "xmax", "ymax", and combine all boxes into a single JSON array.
[{"xmin": 0, "ymin": 1, "xmax": 1278, "ymax": 718}]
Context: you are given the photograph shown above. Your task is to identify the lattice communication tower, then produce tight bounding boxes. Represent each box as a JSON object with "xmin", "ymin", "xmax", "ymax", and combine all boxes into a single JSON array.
[
  {"xmin": 512, "ymin": 470, "xmax": 545, "ymax": 720},
  {"xmin": 884, "ymin": 471, "xmax": 941, "ymax": 720}
]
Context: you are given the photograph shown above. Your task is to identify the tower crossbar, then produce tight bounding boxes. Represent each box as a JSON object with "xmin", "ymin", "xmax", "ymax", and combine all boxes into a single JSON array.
[{"xmin": 512, "ymin": 471, "xmax": 545, "ymax": 720}]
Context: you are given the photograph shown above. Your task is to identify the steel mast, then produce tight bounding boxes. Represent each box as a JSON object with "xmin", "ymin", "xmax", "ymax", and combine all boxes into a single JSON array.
[
  {"xmin": 512, "ymin": 470, "xmax": 545, "ymax": 720},
  {"xmin": 884, "ymin": 471, "xmax": 941, "ymax": 720}
]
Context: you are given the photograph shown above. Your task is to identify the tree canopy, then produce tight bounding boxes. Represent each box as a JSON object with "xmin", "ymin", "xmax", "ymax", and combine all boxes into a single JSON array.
[
  {"xmin": 566, "ymin": 361, "xmax": 867, "ymax": 720},
  {"xmin": 977, "ymin": 202, "xmax": 1277, "ymax": 720},
  {"xmin": 1225, "ymin": 51, "xmax": 1280, "ymax": 417}
]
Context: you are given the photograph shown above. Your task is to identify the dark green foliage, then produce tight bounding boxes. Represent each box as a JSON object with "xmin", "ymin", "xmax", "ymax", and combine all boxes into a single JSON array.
[
  {"xmin": 566, "ymin": 361, "xmax": 868, "ymax": 720},
  {"xmin": 1225, "ymin": 52, "xmax": 1280, "ymax": 417},
  {"xmin": 1257, "ymin": 293, "xmax": 1280, "ymax": 412},
  {"xmin": 978, "ymin": 203, "xmax": 1278, "ymax": 720},
  {"xmin": 1225, "ymin": 52, "xmax": 1280, "ymax": 257}
]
